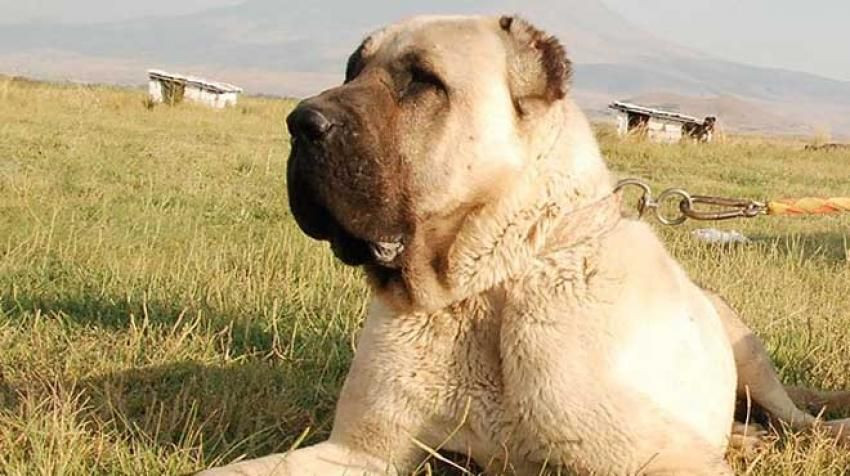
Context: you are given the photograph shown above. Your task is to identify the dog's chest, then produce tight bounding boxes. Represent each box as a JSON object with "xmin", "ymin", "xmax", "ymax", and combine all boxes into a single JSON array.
[
  {"xmin": 431, "ymin": 249, "xmax": 622, "ymax": 468},
  {"xmin": 381, "ymin": 292, "xmax": 510, "ymax": 455},
  {"xmin": 434, "ymin": 293, "xmax": 505, "ymax": 410},
  {"xmin": 362, "ymin": 255, "xmax": 613, "ymax": 467},
  {"xmin": 408, "ymin": 286, "xmax": 591, "ymax": 466}
]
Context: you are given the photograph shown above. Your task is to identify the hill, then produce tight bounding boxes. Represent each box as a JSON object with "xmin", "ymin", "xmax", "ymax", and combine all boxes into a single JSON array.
[{"xmin": 1, "ymin": 0, "xmax": 849, "ymax": 137}]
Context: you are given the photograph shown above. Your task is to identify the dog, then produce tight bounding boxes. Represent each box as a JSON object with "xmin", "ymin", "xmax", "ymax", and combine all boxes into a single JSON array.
[
  {"xmin": 199, "ymin": 15, "xmax": 850, "ymax": 475},
  {"xmin": 683, "ymin": 116, "xmax": 716, "ymax": 142}
]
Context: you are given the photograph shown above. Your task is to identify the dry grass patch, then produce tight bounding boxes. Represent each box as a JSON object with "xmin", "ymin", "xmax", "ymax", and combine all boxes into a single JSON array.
[{"xmin": 1, "ymin": 80, "xmax": 848, "ymax": 474}]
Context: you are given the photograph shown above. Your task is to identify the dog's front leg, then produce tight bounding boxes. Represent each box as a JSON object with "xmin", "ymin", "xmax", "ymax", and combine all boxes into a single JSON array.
[
  {"xmin": 197, "ymin": 303, "xmax": 444, "ymax": 475},
  {"xmin": 197, "ymin": 360, "xmax": 422, "ymax": 476}
]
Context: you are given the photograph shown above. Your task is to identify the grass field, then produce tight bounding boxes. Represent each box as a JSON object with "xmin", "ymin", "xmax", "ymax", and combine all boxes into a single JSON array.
[{"xmin": 0, "ymin": 77, "xmax": 848, "ymax": 475}]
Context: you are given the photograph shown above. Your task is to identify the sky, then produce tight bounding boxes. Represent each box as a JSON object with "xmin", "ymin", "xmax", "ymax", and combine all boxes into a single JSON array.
[
  {"xmin": 0, "ymin": 0, "xmax": 242, "ymax": 24},
  {"xmin": 601, "ymin": 0, "xmax": 850, "ymax": 82},
  {"xmin": 1, "ymin": 0, "xmax": 848, "ymax": 82}
]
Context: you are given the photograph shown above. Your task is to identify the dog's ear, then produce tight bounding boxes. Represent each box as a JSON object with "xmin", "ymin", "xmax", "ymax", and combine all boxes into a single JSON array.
[{"xmin": 498, "ymin": 15, "xmax": 571, "ymax": 113}]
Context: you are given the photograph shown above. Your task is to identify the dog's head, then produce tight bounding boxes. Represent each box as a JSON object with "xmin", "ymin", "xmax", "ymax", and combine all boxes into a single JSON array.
[{"xmin": 286, "ymin": 15, "xmax": 575, "ymax": 310}]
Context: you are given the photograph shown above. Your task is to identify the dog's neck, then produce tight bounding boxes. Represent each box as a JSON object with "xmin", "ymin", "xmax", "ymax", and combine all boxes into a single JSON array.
[{"xmin": 376, "ymin": 99, "xmax": 616, "ymax": 314}]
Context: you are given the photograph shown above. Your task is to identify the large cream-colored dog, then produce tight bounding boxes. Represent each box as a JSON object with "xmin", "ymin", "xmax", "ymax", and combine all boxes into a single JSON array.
[{"xmin": 201, "ymin": 15, "xmax": 850, "ymax": 475}]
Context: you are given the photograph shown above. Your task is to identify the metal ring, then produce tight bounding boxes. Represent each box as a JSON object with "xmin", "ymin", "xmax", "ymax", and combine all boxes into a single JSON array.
[{"xmin": 655, "ymin": 188, "xmax": 693, "ymax": 226}]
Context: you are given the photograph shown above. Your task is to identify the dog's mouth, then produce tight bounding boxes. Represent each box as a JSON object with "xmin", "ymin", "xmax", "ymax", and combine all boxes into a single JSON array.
[
  {"xmin": 327, "ymin": 224, "xmax": 405, "ymax": 270},
  {"xmin": 287, "ymin": 141, "xmax": 407, "ymax": 270},
  {"xmin": 288, "ymin": 185, "xmax": 407, "ymax": 270}
]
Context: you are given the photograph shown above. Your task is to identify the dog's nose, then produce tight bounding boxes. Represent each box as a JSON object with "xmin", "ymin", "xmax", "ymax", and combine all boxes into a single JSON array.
[{"xmin": 287, "ymin": 105, "xmax": 333, "ymax": 142}]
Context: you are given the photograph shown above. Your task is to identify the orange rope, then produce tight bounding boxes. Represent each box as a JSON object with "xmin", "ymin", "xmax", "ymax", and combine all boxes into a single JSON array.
[{"xmin": 767, "ymin": 197, "xmax": 850, "ymax": 216}]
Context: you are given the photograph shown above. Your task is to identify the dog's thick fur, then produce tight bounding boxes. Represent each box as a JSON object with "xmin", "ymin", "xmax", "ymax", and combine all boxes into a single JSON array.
[{"xmin": 200, "ymin": 15, "xmax": 850, "ymax": 475}]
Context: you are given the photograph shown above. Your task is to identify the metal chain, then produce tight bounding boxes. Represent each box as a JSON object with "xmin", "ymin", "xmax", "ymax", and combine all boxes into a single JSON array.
[{"xmin": 614, "ymin": 179, "xmax": 768, "ymax": 226}]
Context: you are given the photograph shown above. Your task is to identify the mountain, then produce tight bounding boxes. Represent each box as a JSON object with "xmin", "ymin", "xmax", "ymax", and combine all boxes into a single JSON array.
[
  {"xmin": 2, "ymin": 0, "xmax": 849, "ymax": 137},
  {"xmin": 0, "ymin": 0, "xmax": 693, "ymax": 75}
]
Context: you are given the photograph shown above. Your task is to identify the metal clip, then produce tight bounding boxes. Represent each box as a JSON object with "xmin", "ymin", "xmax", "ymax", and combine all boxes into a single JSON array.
[
  {"xmin": 682, "ymin": 195, "xmax": 767, "ymax": 221},
  {"xmin": 614, "ymin": 179, "xmax": 767, "ymax": 226}
]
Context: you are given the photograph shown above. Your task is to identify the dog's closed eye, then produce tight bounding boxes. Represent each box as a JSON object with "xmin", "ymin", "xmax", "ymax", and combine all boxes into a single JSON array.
[
  {"xmin": 409, "ymin": 65, "xmax": 444, "ymax": 90},
  {"xmin": 403, "ymin": 64, "xmax": 447, "ymax": 99}
]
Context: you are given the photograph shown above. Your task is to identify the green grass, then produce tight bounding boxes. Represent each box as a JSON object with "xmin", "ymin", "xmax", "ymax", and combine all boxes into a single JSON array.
[{"xmin": 0, "ymin": 77, "xmax": 848, "ymax": 475}]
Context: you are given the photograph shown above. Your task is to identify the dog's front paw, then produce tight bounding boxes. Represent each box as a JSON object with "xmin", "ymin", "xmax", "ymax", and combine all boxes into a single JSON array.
[{"xmin": 195, "ymin": 454, "xmax": 290, "ymax": 476}]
